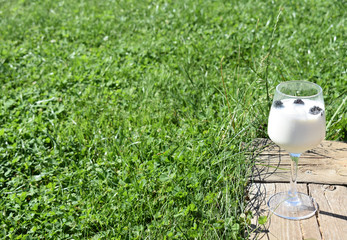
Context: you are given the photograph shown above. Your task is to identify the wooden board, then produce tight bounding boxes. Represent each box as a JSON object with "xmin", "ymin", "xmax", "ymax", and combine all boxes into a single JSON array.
[
  {"xmin": 310, "ymin": 184, "xmax": 347, "ymax": 239},
  {"xmin": 251, "ymin": 139, "xmax": 347, "ymax": 185},
  {"xmin": 247, "ymin": 183, "xmax": 347, "ymax": 240}
]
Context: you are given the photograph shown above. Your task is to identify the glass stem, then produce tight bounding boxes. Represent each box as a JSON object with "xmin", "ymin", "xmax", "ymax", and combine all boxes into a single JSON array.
[{"xmin": 289, "ymin": 153, "xmax": 300, "ymax": 198}]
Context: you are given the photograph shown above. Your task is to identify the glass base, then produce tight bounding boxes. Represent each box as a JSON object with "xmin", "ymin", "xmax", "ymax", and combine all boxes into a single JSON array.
[{"xmin": 267, "ymin": 192, "xmax": 318, "ymax": 220}]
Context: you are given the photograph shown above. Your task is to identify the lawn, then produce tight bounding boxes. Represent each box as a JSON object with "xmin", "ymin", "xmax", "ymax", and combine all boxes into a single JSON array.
[{"xmin": 0, "ymin": 0, "xmax": 346, "ymax": 239}]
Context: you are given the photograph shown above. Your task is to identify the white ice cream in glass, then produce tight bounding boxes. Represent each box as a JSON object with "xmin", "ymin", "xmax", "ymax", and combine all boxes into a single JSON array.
[{"xmin": 267, "ymin": 80, "xmax": 325, "ymax": 220}]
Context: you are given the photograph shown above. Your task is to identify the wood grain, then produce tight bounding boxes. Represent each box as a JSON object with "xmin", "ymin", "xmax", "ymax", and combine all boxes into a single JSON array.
[
  {"xmin": 309, "ymin": 184, "xmax": 347, "ymax": 240},
  {"xmin": 265, "ymin": 183, "xmax": 303, "ymax": 240}
]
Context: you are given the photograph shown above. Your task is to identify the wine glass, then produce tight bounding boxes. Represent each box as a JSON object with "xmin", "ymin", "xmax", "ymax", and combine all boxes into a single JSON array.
[{"xmin": 267, "ymin": 80, "xmax": 325, "ymax": 220}]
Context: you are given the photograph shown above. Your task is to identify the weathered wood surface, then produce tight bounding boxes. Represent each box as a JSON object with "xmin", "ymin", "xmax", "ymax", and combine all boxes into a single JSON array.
[
  {"xmin": 310, "ymin": 184, "xmax": 347, "ymax": 239},
  {"xmin": 247, "ymin": 139, "xmax": 347, "ymax": 239},
  {"xmin": 247, "ymin": 183, "xmax": 347, "ymax": 240},
  {"xmin": 251, "ymin": 139, "xmax": 347, "ymax": 185}
]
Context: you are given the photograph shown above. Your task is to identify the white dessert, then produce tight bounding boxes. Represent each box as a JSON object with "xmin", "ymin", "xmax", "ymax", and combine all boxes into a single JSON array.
[{"xmin": 268, "ymin": 98, "xmax": 325, "ymax": 153}]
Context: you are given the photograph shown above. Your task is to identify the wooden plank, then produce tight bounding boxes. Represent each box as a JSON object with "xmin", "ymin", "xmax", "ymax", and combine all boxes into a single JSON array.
[
  {"xmin": 247, "ymin": 183, "xmax": 322, "ymax": 240},
  {"xmin": 247, "ymin": 183, "xmax": 272, "ymax": 239},
  {"xmin": 251, "ymin": 139, "xmax": 347, "ymax": 185},
  {"xmin": 265, "ymin": 183, "xmax": 302, "ymax": 240},
  {"xmin": 309, "ymin": 184, "xmax": 347, "ymax": 240},
  {"xmin": 247, "ymin": 182, "xmax": 275, "ymax": 239},
  {"xmin": 275, "ymin": 183, "xmax": 321, "ymax": 240}
]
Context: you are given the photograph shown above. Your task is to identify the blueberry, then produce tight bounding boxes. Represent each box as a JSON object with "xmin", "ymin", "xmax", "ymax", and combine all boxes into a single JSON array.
[
  {"xmin": 309, "ymin": 106, "xmax": 322, "ymax": 115},
  {"xmin": 273, "ymin": 100, "xmax": 284, "ymax": 108},
  {"xmin": 293, "ymin": 99, "xmax": 304, "ymax": 105}
]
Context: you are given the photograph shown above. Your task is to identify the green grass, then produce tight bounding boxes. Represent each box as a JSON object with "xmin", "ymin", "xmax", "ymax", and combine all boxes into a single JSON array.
[{"xmin": 0, "ymin": 0, "xmax": 346, "ymax": 239}]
